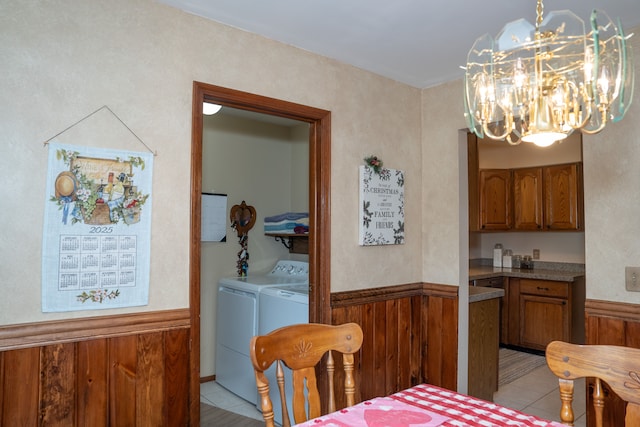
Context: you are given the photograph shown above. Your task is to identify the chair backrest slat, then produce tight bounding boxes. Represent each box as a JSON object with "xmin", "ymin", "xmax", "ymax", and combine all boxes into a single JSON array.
[
  {"xmin": 250, "ymin": 322, "xmax": 363, "ymax": 427},
  {"xmin": 546, "ymin": 340, "xmax": 640, "ymax": 426}
]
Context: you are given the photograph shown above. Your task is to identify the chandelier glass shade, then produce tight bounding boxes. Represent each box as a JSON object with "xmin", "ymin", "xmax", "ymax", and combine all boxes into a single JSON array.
[{"xmin": 464, "ymin": 1, "xmax": 634, "ymax": 147}]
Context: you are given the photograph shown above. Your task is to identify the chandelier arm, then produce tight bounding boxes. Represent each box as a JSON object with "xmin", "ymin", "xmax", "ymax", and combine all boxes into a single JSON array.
[
  {"xmin": 580, "ymin": 121, "xmax": 607, "ymax": 135},
  {"xmin": 481, "ymin": 121, "xmax": 511, "ymax": 141},
  {"xmin": 506, "ymin": 134, "xmax": 522, "ymax": 145}
]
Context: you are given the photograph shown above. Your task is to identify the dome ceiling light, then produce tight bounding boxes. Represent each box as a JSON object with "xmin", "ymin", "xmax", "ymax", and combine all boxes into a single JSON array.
[{"xmin": 203, "ymin": 102, "xmax": 222, "ymax": 115}]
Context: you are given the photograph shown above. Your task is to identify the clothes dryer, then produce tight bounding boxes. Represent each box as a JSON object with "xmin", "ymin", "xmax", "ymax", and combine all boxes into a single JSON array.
[
  {"xmin": 257, "ymin": 284, "xmax": 309, "ymax": 425},
  {"xmin": 215, "ymin": 260, "xmax": 308, "ymax": 404}
]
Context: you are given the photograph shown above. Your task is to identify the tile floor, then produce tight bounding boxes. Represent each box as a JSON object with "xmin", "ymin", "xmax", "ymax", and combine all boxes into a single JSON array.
[
  {"xmin": 200, "ymin": 381, "xmax": 264, "ymax": 421},
  {"xmin": 201, "ymin": 359, "xmax": 587, "ymax": 426},
  {"xmin": 494, "ymin": 362, "xmax": 586, "ymax": 426}
]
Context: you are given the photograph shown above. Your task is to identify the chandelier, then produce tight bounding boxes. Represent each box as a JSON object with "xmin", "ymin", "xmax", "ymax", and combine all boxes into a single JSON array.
[{"xmin": 464, "ymin": 0, "xmax": 634, "ymax": 147}]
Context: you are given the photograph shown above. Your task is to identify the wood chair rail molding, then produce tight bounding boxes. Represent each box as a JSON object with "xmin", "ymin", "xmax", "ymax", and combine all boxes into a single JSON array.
[
  {"xmin": 585, "ymin": 299, "xmax": 640, "ymax": 323},
  {"xmin": 331, "ymin": 282, "xmax": 458, "ymax": 307},
  {"xmin": 0, "ymin": 308, "xmax": 190, "ymax": 351}
]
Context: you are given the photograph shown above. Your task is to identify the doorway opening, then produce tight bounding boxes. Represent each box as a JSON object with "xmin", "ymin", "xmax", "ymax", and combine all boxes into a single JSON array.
[{"xmin": 189, "ymin": 81, "xmax": 331, "ymax": 422}]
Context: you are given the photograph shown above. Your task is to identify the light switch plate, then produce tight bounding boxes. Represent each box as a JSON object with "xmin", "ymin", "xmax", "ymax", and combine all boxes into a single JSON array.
[{"xmin": 625, "ymin": 267, "xmax": 640, "ymax": 292}]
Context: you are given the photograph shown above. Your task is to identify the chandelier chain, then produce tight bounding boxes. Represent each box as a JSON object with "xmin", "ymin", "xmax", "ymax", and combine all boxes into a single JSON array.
[{"xmin": 536, "ymin": 0, "xmax": 543, "ymax": 29}]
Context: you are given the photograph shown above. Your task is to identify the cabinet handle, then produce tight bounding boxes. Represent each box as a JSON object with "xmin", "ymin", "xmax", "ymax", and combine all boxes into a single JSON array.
[{"xmin": 537, "ymin": 287, "xmax": 550, "ymax": 291}]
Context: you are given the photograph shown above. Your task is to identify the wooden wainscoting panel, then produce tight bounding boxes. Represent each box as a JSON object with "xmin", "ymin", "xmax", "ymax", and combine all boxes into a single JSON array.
[
  {"xmin": 373, "ymin": 300, "xmax": 388, "ymax": 396},
  {"xmin": 409, "ymin": 295, "xmax": 422, "ymax": 387},
  {"xmin": 110, "ymin": 334, "xmax": 138, "ymax": 425},
  {"xmin": 385, "ymin": 298, "xmax": 399, "ymax": 396},
  {"xmin": 0, "ymin": 310, "xmax": 191, "ymax": 426},
  {"xmin": 585, "ymin": 299, "xmax": 640, "ymax": 427},
  {"xmin": 165, "ymin": 327, "xmax": 190, "ymax": 426},
  {"xmin": 331, "ymin": 283, "xmax": 458, "ymax": 404},
  {"xmin": 2, "ymin": 346, "xmax": 40, "ymax": 426},
  {"xmin": 137, "ymin": 332, "xmax": 165, "ymax": 426},
  {"xmin": 396, "ymin": 297, "xmax": 411, "ymax": 390},
  {"xmin": 78, "ymin": 339, "xmax": 109, "ymax": 427},
  {"xmin": 40, "ymin": 343, "xmax": 76, "ymax": 426},
  {"xmin": 0, "ymin": 352, "xmax": 3, "ymax": 424},
  {"xmin": 423, "ymin": 290, "xmax": 458, "ymax": 391}
]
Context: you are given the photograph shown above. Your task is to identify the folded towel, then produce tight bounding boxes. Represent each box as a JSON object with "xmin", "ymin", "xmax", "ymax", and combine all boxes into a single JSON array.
[
  {"xmin": 264, "ymin": 223, "xmax": 307, "ymax": 232},
  {"xmin": 264, "ymin": 218, "xmax": 309, "ymax": 227},
  {"xmin": 264, "ymin": 212, "xmax": 309, "ymax": 223}
]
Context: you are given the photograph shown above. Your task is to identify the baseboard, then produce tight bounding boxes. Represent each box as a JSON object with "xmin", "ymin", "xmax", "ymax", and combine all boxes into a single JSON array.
[{"xmin": 200, "ymin": 374, "xmax": 215, "ymax": 383}]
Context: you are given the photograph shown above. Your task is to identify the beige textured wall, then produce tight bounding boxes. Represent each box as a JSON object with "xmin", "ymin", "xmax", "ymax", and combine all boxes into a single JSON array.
[
  {"xmin": 582, "ymin": 27, "xmax": 640, "ymax": 302},
  {"xmin": 0, "ymin": 0, "xmax": 421, "ymax": 325}
]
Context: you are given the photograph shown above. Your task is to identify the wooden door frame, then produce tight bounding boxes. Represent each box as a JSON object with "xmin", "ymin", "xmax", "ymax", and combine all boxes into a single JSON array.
[{"xmin": 189, "ymin": 82, "xmax": 332, "ymax": 423}]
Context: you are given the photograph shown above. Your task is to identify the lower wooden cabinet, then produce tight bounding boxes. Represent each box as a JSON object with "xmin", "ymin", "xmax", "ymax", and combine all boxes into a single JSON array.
[
  {"xmin": 501, "ymin": 277, "xmax": 585, "ymax": 351},
  {"xmin": 519, "ymin": 280, "xmax": 570, "ymax": 350}
]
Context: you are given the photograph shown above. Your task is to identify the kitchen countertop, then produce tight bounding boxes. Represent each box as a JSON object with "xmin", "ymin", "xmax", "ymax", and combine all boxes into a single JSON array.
[
  {"xmin": 469, "ymin": 265, "xmax": 585, "ymax": 282},
  {"xmin": 469, "ymin": 285, "xmax": 505, "ymax": 303}
]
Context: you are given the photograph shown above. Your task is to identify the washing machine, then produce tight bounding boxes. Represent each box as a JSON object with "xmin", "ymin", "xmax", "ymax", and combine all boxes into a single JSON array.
[
  {"xmin": 258, "ymin": 284, "xmax": 309, "ymax": 425},
  {"xmin": 215, "ymin": 260, "xmax": 309, "ymax": 405}
]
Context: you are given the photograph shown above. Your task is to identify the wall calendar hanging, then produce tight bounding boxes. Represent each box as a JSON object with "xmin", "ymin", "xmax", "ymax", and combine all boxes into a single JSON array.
[
  {"xmin": 42, "ymin": 142, "xmax": 153, "ymax": 311},
  {"xmin": 41, "ymin": 106, "xmax": 155, "ymax": 312},
  {"xmin": 359, "ymin": 156, "xmax": 405, "ymax": 246}
]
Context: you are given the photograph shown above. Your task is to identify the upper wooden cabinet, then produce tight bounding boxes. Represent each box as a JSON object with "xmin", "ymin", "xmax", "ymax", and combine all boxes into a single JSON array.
[
  {"xmin": 513, "ymin": 163, "xmax": 584, "ymax": 231},
  {"xmin": 513, "ymin": 167, "xmax": 544, "ymax": 230},
  {"xmin": 479, "ymin": 169, "xmax": 512, "ymax": 231},
  {"xmin": 544, "ymin": 163, "xmax": 583, "ymax": 230},
  {"xmin": 477, "ymin": 163, "xmax": 584, "ymax": 232}
]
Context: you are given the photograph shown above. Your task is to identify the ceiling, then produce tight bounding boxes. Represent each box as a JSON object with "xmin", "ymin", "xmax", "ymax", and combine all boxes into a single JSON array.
[{"xmin": 158, "ymin": 0, "xmax": 640, "ymax": 89}]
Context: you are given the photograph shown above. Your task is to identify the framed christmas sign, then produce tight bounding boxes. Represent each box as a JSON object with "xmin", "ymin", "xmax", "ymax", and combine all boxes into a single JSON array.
[{"xmin": 358, "ymin": 164, "xmax": 405, "ymax": 246}]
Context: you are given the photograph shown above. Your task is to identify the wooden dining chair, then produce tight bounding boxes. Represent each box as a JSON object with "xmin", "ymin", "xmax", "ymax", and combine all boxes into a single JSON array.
[
  {"xmin": 546, "ymin": 340, "xmax": 640, "ymax": 426},
  {"xmin": 249, "ymin": 322, "xmax": 363, "ymax": 427}
]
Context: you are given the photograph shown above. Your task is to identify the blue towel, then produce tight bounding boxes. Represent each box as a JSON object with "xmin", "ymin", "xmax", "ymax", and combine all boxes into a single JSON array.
[{"xmin": 264, "ymin": 212, "xmax": 309, "ymax": 223}]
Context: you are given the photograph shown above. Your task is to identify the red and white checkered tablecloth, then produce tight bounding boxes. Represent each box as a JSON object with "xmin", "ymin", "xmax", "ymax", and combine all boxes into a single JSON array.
[
  {"xmin": 296, "ymin": 383, "xmax": 566, "ymax": 426},
  {"xmin": 390, "ymin": 384, "xmax": 566, "ymax": 427}
]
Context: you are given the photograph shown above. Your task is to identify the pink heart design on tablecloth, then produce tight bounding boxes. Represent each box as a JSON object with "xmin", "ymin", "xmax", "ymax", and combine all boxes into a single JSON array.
[{"xmin": 363, "ymin": 408, "xmax": 433, "ymax": 426}]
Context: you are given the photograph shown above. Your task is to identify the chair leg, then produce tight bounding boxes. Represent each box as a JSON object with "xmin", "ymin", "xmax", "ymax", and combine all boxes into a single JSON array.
[
  {"xmin": 593, "ymin": 378, "xmax": 604, "ymax": 427},
  {"xmin": 255, "ymin": 371, "xmax": 276, "ymax": 427},
  {"xmin": 276, "ymin": 361, "xmax": 291, "ymax": 427},
  {"xmin": 558, "ymin": 378, "xmax": 575, "ymax": 425}
]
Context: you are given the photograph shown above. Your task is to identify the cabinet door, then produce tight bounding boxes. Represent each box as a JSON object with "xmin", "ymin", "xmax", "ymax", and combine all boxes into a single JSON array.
[
  {"xmin": 519, "ymin": 294, "xmax": 569, "ymax": 351},
  {"xmin": 513, "ymin": 167, "xmax": 544, "ymax": 230},
  {"xmin": 544, "ymin": 163, "xmax": 582, "ymax": 230},
  {"xmin": 479, "ymin": 169, "xmax": 511, "ymax": 231}
]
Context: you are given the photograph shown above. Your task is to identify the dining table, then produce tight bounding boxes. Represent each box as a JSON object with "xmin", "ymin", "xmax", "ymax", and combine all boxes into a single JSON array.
[{"xmin": 295, "ymin": 383, "xmax": 565, "ymax": 426}]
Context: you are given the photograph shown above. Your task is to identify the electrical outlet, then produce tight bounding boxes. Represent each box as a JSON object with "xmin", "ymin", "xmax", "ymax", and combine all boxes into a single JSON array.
[
  {"xmin": 533, "ymin": 249, "xmax": 540, "ymax": 260},
  {"xmin": 626, "ymin": 267, "xmax": 640, "ymax": 292}
]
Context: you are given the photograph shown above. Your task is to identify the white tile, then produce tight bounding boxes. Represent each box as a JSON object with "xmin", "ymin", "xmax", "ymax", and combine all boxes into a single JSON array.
[
  {"xmin": 494, "ymin": 381, "xmax": 550, "ymax": 409},
  {"xmin": 200, "ymin": 380, "xmax": 265, "ymax": 420}
]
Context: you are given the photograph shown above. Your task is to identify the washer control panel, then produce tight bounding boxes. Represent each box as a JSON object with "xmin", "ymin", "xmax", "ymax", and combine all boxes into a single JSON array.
[{"xmin": 269, "ymin": 260, "xmax": 309, "ymax": 278}]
